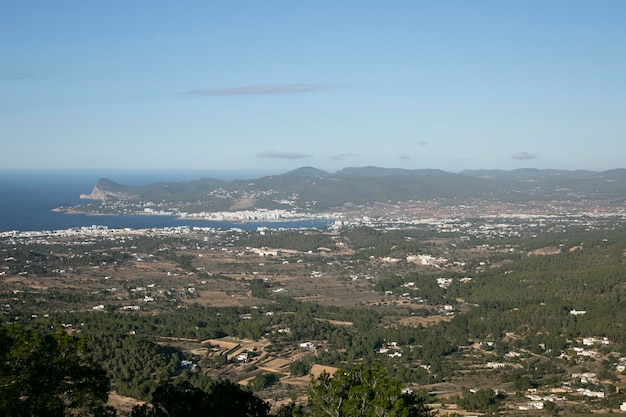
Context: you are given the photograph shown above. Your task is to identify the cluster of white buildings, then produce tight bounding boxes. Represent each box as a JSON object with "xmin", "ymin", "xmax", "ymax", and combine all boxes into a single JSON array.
[
  {"xmin": 180, "ymin": 208, "xmax": 335, "ymax": 222},
  {"xmin": 0, "ymin": 225, "xmax": 208, "ymax": 242}
]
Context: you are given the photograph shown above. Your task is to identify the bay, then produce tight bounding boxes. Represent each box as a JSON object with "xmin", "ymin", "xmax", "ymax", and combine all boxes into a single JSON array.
[{"xmin": 0, "ymin": 170, "xmax": 326, "ymax": 232}]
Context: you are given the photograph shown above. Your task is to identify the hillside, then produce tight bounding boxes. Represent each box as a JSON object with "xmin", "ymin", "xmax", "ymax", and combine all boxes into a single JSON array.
[
  {"xmin": 3, "ymin": 220, "xmax": 626, "ymax": 415},
  {"xmin": 76, "ymin": 167, "xmax": 626, "ymax": 214}
]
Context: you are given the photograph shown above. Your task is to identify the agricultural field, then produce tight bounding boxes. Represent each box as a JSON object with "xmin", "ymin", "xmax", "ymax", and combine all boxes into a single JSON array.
[{"xmin": 2, "ymin": 220, "xmax": 626, "ymax": 415}]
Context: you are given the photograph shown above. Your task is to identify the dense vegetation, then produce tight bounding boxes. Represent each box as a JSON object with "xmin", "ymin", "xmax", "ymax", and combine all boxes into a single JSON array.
[
  {"xmin": 86, "ymin": 333, "xmax": 183, "ymax": 399},
  {"xmin": 3, "ymin": 222, "xmax": 626, "ymax": 414},
  {"xmin": 307, "ymin": 364, "xmax": 434, "ymax": 417},
  {"xmin": 131, "ymin": 380, "xmax": 271, "ymax": 417},
  {"xmin": 0, "ymin": 324, "xmax": 115, "ymax": 417},
  {"xmin": 0, "ymin": 324, "xmax": 435, "ymax": 417}
]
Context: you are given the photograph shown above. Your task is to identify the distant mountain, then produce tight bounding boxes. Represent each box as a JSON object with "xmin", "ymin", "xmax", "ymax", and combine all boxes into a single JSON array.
[
  {"xmin": 78, "ymin": 167, "xmax": 626, "ymax": 212},
  {"xmin": 600, "ymin": 168, "xmax": 626, "ymax": 179},
  {"xmin": 336, "ymin": 166, "xmax": 450, "ymax": 178},
  {"xmin": 460, "ymin": 168, "xmax": 626, "ymax": 198},
  {"xmin": 281, "ymin": 167, "xmax": 331, "ymax": 178},
  {"xmin": 460, "ymin": 168, "xmax": 602, "ymax": 180}
]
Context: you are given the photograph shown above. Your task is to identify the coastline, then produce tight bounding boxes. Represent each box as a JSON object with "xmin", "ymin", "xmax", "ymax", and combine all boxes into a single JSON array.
[
  {"xmin": 2, "ymin": 171, "xmax": 333, "ymax": 233},
  {"xmin": 51, "ymin": 206, "xmax": 335, "ymax": 223},
  {"xmin": 51, "ymin": 207, "xmax": 115, "ymax": 217}
]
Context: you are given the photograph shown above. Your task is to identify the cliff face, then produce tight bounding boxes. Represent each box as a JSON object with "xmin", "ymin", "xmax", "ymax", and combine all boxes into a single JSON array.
[
  {"xmin": 79, "ymin": 179, "xmax": 134, "ymax": 201},
  {"xmin": 79, "ymin": 187, "xmax": 131, "ymax": 201}
]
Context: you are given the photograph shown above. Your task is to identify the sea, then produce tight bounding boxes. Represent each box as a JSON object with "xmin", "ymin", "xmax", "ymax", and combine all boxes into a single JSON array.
[{"xmin": 0, "ymin": 169, "xmax": 329, "ymax": 233}]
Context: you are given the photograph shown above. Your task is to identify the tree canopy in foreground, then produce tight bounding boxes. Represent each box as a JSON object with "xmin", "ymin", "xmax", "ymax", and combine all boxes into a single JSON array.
[
  {"xmin": 307, "ymin": 363, "xmax": 435, "ymax": 417},
  {"xmin": 0, "ymin": 324, "xmax": 115, "ymax": 417}
]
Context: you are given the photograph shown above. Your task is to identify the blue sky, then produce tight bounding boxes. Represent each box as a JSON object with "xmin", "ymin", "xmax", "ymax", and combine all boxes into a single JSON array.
[{"xmin": 2, "ymin": 1, "xmax": 625, "ymax": 173}]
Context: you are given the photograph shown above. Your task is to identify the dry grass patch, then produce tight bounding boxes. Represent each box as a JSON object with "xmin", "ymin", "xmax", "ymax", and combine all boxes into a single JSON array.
[
  {"xmin": 260, "ymin": 357, "xmax": 293, "ymax": 372},
  {"xmin": 310, "ymin": 364, "xmax": 339, "ymax": 378},
  {"xmin": 530, "ymin": 246, "xmax": 561, "ymax": 255},
  {"xmin": 399, "ymin": 315, "xmax": 452, "ymax": 327},
  {"xmin": 107, "ymin": 391, "xmax": 143, "ymax": 414},
  {"xmin": 314, "ymin": 318, "xmax": 353, "ymax": 326},
  {"xmin": 203, "ymin": 337, "xmax": 239, "ymax": 350},
  {"xmin": 193, "ymin": 290, "xmax": 247, "ymax": 307}
]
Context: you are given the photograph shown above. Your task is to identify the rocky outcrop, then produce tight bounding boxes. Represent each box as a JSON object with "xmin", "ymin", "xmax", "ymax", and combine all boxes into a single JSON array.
[
  {"xmin": 80, "ymin": 179, "xmax": 134, "ymax": 201},
  {"xmin": 79, "ymin": 187, "xmax": 129, "ymax": 201}
]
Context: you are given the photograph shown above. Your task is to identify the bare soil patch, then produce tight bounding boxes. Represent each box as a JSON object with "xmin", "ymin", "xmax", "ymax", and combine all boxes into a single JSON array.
[
  {"xmin": 314, "ymin": 317, "xmax": 353, "ymax": 326},
  {"xmin": 399, "ymin": 315, "xmax": 452, "ymax": 327},
  {"xmin": 107, "ymin": 391, "xmax": 143, "ymax": 414},
  {"xmin": 194, "ymin": 290, "xmax": 246, "ymax": 307},
  {"xmin": 530, "ymin": 246, "xmax": 561, "ymax": 255},
  {"xmin": 259, "ymin": 357, "xmax": 293, "ymax": 372},
  {"xmin": 310, "ymin": 364, "xmax": 339, "ymax": 378},
  {"xmin": 203, "ymin": 337, "xmax": 240, "ymax": 350}
]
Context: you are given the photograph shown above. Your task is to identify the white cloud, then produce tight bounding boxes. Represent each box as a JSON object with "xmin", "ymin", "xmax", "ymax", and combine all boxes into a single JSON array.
[
  {"xmin": 331, "ymin": 153, "xmax": 359, "ymax": 160},
  {"xmin": 256, "ymin": 150, "xmax": 312, "ymax": 159},
  {"xmin": 0, "ymin": 72, "xmax": 34, "ymax": 80},
  {"xmin": 511, "ymin": 151, "xmax": 538, "ymax": 160},
  {"xmin": 183, "ymin": 84, "xmax": 331, "ymax": 97}
]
